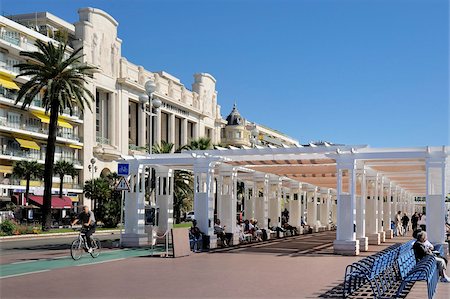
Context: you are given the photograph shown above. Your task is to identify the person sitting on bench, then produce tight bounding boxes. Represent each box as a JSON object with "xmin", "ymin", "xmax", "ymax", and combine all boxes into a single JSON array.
[
  {"xmin": 413, "ymin": 230, "xmax": 450, "ymax": 283},
  {"xmin": 214, "ymin": 218, "xmax": 229, "ymax": 247}
]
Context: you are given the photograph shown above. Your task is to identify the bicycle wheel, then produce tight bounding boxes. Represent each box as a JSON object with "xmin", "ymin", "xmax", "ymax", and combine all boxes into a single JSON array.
[
  {"xmin": 71, "ymin": 239, "xmax": 83, "ymax": 260},
  {"xmin": 90, "ymin": 238, "xmax": 101, "ymax": 258}
]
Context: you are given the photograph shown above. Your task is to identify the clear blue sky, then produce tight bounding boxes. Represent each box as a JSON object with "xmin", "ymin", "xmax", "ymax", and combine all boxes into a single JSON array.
[{"xmin": 2, "ymin": 0, "xmax": 448, "ymax": 147}]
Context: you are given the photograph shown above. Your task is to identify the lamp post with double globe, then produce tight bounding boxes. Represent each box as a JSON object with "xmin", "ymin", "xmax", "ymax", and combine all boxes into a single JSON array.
[{"xmin": 139, "ymin": 80, "xmax": 162, "ymax": 155}]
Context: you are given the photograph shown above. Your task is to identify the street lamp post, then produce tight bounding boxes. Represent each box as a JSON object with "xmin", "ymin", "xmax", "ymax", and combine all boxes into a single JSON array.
[
  {"xmin": 139, "ymin": 80, "xmax": 162, "ymax": 155},
  {"xmin": 88, "ymin": 158, "xmax": 97, "ymax": 212}
]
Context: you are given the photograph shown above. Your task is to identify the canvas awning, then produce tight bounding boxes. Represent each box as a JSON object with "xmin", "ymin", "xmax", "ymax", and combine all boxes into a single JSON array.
[
  {"xmin": 69, "ymin": 144, "xmax": 83, "ymax": 149},
  {"xmin": 27, "ymin": 195, "xmax": 73, "ymax": 209},
  {"xmin": 14, "ymin": 138, "xmax": 40, "ymax": 150},
  {"xmin": 0, "ymin": 165, "xmax": 13, "ymax": 174},
  {"xmin": 31, "ymin": 111, "xmax": 73, "ymax": 129},
  {"xmin": 0, "ymin": 74, "xmax": 19, "ymax": 90}
]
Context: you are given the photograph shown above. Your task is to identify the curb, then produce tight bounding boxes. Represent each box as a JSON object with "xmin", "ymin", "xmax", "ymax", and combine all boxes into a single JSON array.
[{"xmin": 0, "ymin": 230, "xmax": 121, "ymax": 241}]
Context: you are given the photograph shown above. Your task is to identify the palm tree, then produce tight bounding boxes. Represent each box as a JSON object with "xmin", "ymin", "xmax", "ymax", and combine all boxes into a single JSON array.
[
  {"xmin": 15, "ymin": 40, "xmax": 96, "ymax": 230},
  {"xmin": 12, "ymin": 160, "xmax": 43, "ymax": 205},
  {"xmin": 152, "ymin": 140, "xmax": 174, "ymax": 154},
  {"xmin": 53, "ymin": 160, "xmax": 77, "ymax": 198},
  {"xmin": 152, "ymin": 141, "xmax": 193, "ymax": 223},
  {"xmin": 83, "ymin": 177, "xmax": 111, "ymax": 218},
  {"xmin": 179, "ymin": 137, "xmax": 212, "ymax": 151}
]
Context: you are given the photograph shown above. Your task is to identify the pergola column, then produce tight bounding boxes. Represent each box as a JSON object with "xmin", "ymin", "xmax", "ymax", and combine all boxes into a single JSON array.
[
  {"xmin": 307, "ymin": 187, "xmax": 318, "ymax": 231},
  {"xmin": 301, "ymin": 187, "xmax": 307, "ymax": 225},
  {"xmin": 356, "ymin": 168, "xmax": 368, "ymax": 251},
  {"xmin": 319, "ymin": 189, "xmax": 331, "ymax": 230},
  {"xmin": 193, "ymin": 159, "xmax": 218, "ymax": 248},
  {"xmin": 243, "ymin": 181, "xmax": 255, "ymax": 220},
  {"xmin": 217, "ymin": 168, "xmax": 238, "ymax": 245},
  {"xmin": 268, "ymin": 177, "xmax": 282, "ymax": 228},
  {"xmin": 155, "ymin": 166, "xmax": 174, "ymax": 234},
  {"xmin": 392, "ymin": 186, "xmax": 399, "ymax": 224},
  {"xmin": 122, "ymin": 164, "xmax": 147, "ymax": 247},
  {"xmin": 333, "ymin": 158, "xmax": 359, "ymax": 256},
  {"xmin": 331, "ymin": 193, "xmax": 337, "ymax": 224},
  {"xmin": 378, "ymin": 176, "xmax": 386, "ymax": 242},
  {"xmin": 289, "ymin": 182, "xmax": 302, "ymax": 231},
  {"xmin": 383, "ymin": 182, "xmax": 393, "ymax": 239},
  {"xmin": 254, "ymin": 174, "xmax": 269, "ymax": 230},
  {"xmin": 426, "ymin": 155, "xmax": 447, "ymax": 250},
  {"xmin": 366, "ymin": 175, "xmax": 380, "ymax": 245}
]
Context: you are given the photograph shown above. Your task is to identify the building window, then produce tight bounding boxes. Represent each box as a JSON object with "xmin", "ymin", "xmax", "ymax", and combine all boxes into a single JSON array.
[
  {"xmin": 161, "ymin": 112, "xmax": 169, "ymax": 143},
  {"xmin": 188, "ymin": 121, "xmax": 194, "ymax": 141},
  {"xmin": 175, "ymin": 117, "xmax": 181, "ymax": 149}
]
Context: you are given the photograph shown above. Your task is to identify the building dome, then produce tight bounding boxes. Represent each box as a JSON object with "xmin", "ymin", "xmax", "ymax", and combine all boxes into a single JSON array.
[{"xmin": 226, "ymin": 103, "xmax": 244, "ymax": 125}]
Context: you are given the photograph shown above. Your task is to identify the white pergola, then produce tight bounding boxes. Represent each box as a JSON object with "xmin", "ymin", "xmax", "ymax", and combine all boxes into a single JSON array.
[{"xmin": 119, "ymin": 145, "xmax": 449, "ymax": 256}]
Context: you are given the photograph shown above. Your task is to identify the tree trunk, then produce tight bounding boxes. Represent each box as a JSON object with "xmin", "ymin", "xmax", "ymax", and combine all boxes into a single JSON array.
[
  {"xmin": 25, "ymin": 175, "xmax": 30, "ymax": 207},
  {"xmin": 59, "ymin": 174, "xmax": 64, "ymax": 198},
  {"xmin": 42, "ymin": 103, "xmax": 59, "ymax": 231}
]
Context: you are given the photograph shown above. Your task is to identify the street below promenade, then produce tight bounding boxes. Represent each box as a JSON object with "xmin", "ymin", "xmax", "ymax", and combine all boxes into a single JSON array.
[{"xmin": 1, "ymin": 231, "xmax": 449, "ymax": 299}]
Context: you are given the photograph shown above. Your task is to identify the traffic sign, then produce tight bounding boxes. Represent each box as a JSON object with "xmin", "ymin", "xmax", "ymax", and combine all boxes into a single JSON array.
[
  {"xmin": 118, "ymin": 163, "xmax": 129, "ymax": 176},
  {"xmin": 115, "ymin": 176, "xmax": 130, "ymax": 191}
]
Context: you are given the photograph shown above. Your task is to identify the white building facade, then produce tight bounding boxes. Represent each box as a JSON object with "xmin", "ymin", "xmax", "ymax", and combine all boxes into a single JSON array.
[{"xmin": 1, "ymin": 7, "xmax": 299, "ymax": 209}]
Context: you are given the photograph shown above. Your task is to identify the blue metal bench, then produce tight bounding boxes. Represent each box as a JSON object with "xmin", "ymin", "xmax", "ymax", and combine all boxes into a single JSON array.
[
  {"xmin": 395, "ymin": 255, "xmax": 438, "ymax": 299},
  {"xmin": 343, "ymin": 239, "xmax": 440, "ymax": 299}
]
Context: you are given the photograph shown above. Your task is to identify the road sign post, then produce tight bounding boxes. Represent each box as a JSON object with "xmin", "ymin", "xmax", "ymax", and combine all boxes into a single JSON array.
[{"xmin": 115, "ymin": 174, "xmax": 130, "ymax": 247}]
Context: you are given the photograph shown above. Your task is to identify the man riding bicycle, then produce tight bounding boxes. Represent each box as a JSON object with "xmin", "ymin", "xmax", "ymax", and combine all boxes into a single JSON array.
[{"xmin": 71, "ymin": 205, "xmax": 96, "ymax": 253}]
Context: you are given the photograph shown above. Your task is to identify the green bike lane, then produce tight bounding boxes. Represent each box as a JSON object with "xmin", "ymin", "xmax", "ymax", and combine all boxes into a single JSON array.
[{"xmin": 0, "ymin": 247, "xmax": 164, "ymax": 279}]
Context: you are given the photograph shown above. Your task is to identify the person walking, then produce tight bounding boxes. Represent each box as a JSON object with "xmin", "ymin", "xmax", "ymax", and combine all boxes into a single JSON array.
[
  {"xmin": 411, "ymin": 212, "xmax": 419, "ymax": 231},
  {"xmin": 418, "ymin": 213, "xmax": 426, "ymax": 231},
  {"xmin": 401, "ymin": 213, "xmax": 410, "ymax": 236}
]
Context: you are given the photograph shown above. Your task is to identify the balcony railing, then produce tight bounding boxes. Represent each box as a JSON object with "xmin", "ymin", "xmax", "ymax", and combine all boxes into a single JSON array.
[
  {"xmin": 96, "ymin": 136, "xmax": 110, "ymax": 145},
  {"xmin": 0, "ymin": 60, "xmax": 20, "ymax": 74},
  {"xmin": 1, "ymin": 148, "xmax": 42, "ymax": 160},
  {"xmin": 0, "ymin": 33, "xmax": 20, "ymax": 46},
  {"xmin": 0, "ymin": 120, "xmax": 81, "ymax": 142},
  {"xmin": 0, "ymin": 178, "xmax": 82, "ymax": 190}
]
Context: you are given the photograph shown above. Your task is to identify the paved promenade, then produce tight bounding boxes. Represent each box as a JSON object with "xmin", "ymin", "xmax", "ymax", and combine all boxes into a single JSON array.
[{"xmin": 1, "ymin": 231, "xmax": 449, "ymax": 298}]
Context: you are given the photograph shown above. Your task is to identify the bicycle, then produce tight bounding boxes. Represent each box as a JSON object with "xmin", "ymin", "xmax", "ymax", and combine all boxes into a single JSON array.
[{"xmin": 71, "ymin": 227, "xmax": 102, "ymax": 260}]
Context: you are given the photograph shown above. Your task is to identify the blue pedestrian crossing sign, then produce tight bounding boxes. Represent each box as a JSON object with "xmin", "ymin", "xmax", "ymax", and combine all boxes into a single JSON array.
[
  {"xmin": 115, "ymin": 176, "xmax": 130, "ymax": 191},
  {"xmin": 118, "ymin": 163, "xmax": 129, "ymax": 176}
]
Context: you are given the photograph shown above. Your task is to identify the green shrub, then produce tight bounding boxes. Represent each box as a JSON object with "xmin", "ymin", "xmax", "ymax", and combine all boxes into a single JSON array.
[{"xmin": 0, "ymin": 220, "xmax": 16, "ymax": 235}]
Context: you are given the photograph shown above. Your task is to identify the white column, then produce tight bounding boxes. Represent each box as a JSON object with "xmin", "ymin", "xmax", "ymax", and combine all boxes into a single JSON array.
[
  {"xmin": 217, "ymin": 169, "xmax": 238, "ymax": 245},
  {"xmin": 307, "ymin": 187, "xmax": 318, "ymax": 231},
  {"xmin": 155, "ymin": 108, "xmax": 161, "ymax": 146},
  {"xmin": 108, "ymin": 93, "xmax": 117, "ymax": 146},
  {"xmin": 168, "ymin": 113, "xmax": 175, "ymax": 149},
  {"xmin": 181, "ymin": 118, "xmax": 188, "ymax": 147},
  {"xmin": 122, "ymin": 164, "xmax": 147, "ymax": 247},
  {"xmin": 426, "ymin": 156, "xmax": 447, "ymax": 248},
  {"xmin": 384, "ymin": 182, "xmax": 393, "ymax": 239},
  {"xmin": 333, "ymin": 158, "xmax": 359, "ymax": 256},
  {"xmin": 301, "ymin": 189, "xmax": 307, "ymax": 226},
  {"xmin": 253, "ymin": 174, "xmax": 269, "ymax": 230},
  {"xmin": 155, "ymin": 166, "xmax": 174, "ymax": 234},
  {"xmin": 193, "ymin": 159, "xmax": 217, "ymax": 248},
  {"xmin": 356, "ymin": 168, "xmax": 368, "ymax": 251},
  {"xmin": 378, "ymin": 176, "xmax": 386, "ymax": 242},
  {"xmin": 289, "ymin": 182, "xmax": 301, "ymax": 230},
  {"xmin": 138, "ymin": 105, "xmax": 146, "ymax": 147},
  {"xmin": 366, "ymin": 175, "xmax": 380, "ymax": 245},
  {"xmin": 268, "ymin": 177, "xmax": 281, "ymax": 228}
]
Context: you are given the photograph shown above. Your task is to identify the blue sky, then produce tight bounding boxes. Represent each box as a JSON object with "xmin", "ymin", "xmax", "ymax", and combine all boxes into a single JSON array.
[{"xmin": 1, "ymin": 0, "xmax": 448, "ymax": 147}]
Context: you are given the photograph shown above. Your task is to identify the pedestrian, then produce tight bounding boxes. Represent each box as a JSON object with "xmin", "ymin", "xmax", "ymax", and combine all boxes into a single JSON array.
[
  {"xmin": 411, "ymin": 212, "xmax": 419, "ymax": 231},
  {"xmin": 401, "ymin": 213, "xmax": 409, "ymax": 236},
  {"xmin": 418, "ymin": 213, "xmax": 426, "ymax": 231}
]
